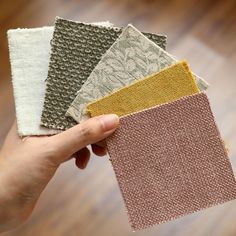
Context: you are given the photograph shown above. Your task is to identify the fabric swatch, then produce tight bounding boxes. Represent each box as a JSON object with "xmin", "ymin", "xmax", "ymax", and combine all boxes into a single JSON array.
[
  {"xmin": 86, "ymin": 61, "xmax": 199, "ymax": 117},
  {"xmin": 41, "ymin": 18, "xmax": 167, "ymax": 130},
  {"xmin": 106, "ymin": 92, "xmax": 236, "ymax": 231},
  {"xmin": 7, "ymin": 27, "xmax": 60, "ymax": 136},
  {"xmin": 67, "ymin": 24, "xmax": 209, "ymax": 123}
]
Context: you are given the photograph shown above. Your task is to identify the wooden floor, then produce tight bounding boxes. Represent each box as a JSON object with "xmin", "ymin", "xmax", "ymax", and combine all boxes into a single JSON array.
[{"xmin": 1, "ymin": 0, "xmax": 236, "ymax": 235}]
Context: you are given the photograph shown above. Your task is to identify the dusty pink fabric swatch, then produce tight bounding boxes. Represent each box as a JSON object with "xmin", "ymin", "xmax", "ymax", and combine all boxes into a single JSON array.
[{"xmin": 106, "ymin": 92, "xmax": 236, "ymax": 231}]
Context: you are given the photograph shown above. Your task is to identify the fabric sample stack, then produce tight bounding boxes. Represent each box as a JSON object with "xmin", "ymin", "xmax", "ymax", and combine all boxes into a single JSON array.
[{"xmin": 8, "ymin": 16, "xmax": 236, "ymax": 231}]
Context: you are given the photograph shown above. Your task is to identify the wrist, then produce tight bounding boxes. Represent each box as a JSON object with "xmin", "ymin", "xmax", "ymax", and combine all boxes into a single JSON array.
[{"xmin": 0, "ymin": 158, "xmax": 34, "ymax": 232}]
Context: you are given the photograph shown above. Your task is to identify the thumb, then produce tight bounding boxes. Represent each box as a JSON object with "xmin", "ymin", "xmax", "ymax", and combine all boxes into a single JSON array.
[{"xmin": 47, "ymin": 114, "xmax": 119, "ymax": 163}]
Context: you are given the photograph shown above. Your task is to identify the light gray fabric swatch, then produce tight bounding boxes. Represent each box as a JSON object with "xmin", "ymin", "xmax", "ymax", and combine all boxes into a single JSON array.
[{"xmin": 67, "ymin": 24, "xmax": 209, "ymax": 123}]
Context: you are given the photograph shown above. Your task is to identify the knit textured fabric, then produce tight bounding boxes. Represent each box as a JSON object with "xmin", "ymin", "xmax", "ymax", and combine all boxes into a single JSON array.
[
  {"xmin": 86, "ymin": 61, "xmax": 199, "ymax": 117},
  {"xmin": 67, "ymin": 24, "xmax": 209, "ymax": 123},
  {"xmin": 106, "ymin": 92, "xmax": 236, "ymax": 231},
  {"xmin": 41, "ymin": 18, "xmax": 167, "ymax": 130},
  {"xmin": 7, "ymin": 27, "xmax": 60, "ymax": 136}
]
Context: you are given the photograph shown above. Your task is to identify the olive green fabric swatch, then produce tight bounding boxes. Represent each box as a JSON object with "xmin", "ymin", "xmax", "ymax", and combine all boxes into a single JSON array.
[
  {"xmin": 41, "ymin": 17, "xmax": 167, "ymax": 130},
  {"xmin": 67, "ymin": 24, "xmax": 209, "ymax": 123}
]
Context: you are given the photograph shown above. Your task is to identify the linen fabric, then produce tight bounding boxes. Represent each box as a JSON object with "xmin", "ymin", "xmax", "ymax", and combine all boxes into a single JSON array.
[
  {"xmin": 106, "ymin": 92, "xmax": 236, "ymax": 230},
  {"xmin": 7, "ymin": 27, "xmax": 60, "ymax": 136},
  {"xmin": 41, "ymin": 18, "xmax": 167, "ymax": 130},
  {"xmin": 86, "ymin": 61, "xmax": 199, "ymax": 117},
  {"xmin": 67, "ymin": 24, "xmax": 209, "ymax": 123}
]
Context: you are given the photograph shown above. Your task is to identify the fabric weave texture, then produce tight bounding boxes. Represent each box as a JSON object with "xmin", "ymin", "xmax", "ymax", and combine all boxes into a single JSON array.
[
  {"xmin": 86, "ymin": 61, "xmax": 199, "ymax": 117},
  {"xmin": 67, "ymin": 24, "xmax": 208, "ymax": 123},
  {"xmin": 106, "ymin": 92, "xmax": 236, "ymax": 230},
  {"xmin": 41, "ymin": 18, "xmax": 167, "ymax": 130}
]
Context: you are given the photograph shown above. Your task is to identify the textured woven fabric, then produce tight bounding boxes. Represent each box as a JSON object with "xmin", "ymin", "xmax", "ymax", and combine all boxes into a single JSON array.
[
  {"xmin": 86, "ymin": 61, "xmax": 199, "ymax": 117},
  {"xmin": 7, "ymin": 27, "xmax": 60, "ymax": 136},
  {"xmin": 67, "ymin": 24, "xmax": 209, "ymax": 123},
  {"xmin": 41, "ymin": 18, "xmax": 167, "ymax": 130},
  {"xmin": 106, "ymin": 92, "xmax": 236, "ymax": 231}
]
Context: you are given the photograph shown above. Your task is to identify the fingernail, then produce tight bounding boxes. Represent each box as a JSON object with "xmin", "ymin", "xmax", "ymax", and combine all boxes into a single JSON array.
[{"xmin": 97, "ymin": 114, "xmax": 119, "ymax": 132}]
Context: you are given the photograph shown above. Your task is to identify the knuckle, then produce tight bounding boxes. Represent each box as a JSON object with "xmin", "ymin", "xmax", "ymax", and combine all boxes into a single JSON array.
[{"xmin": 78, "ymin": 125, "xmax": 93, "ymax": 144}]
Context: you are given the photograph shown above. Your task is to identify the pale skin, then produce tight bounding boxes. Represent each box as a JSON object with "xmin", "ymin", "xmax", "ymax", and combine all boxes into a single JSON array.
[{"xmin": 0, "ymin": 114, "xmax": 119, "ymax": 233}]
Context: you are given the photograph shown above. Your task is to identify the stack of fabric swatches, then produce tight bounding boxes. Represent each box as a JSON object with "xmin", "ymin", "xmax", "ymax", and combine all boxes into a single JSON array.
[{"xmin": 8, "ymin": 16, "xmax": 236, "ymax": 231}]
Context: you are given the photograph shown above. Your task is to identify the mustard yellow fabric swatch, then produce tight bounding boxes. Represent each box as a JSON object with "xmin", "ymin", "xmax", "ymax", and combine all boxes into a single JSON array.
[{"xmin": 86, "ymin": 61, "xmax": 200, "ymax": 117}]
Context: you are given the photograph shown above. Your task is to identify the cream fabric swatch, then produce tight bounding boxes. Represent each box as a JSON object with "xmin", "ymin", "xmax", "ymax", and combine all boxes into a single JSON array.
[
  {"xmin": 8, "ymin": 21, "xmax": 113, "ymax": 136},
  {"xmin": 67, "ymin": 24, "xmax": 209, "ymax": 123},
  {"xmin": 8, "ymin": 27, "xmax": 60, "ymax": 136}
]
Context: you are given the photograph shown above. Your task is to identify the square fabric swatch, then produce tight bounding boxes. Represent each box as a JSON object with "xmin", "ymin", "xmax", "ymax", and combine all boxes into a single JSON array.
[
  {"xmin": 41, "ymin": 17, "xmax": 167, "ymax": 130},
  {"xmin": 106, "ymin": 92, "xmax": 236, "ymax": 231},
  {"xmin": 67, "ymin": 24, "xmax": 209, "ymax": 123},
  {"xmin": 7, "ymin": 27, "xmax": 60, "ymax": 136},
  {"xmin": 86, "ymin": 61, "xmax": 199, "ymax": 117}
]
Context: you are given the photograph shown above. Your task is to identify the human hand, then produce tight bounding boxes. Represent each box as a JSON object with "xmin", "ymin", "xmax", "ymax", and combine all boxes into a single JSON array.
[{"xmin": 0, "ymin": 114, "xmax": 119, "ymax": 232}]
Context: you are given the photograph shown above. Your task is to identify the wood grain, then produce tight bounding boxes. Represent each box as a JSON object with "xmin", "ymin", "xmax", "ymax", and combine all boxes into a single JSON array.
[{"xmin": 0, "ymin": 0, "xmax": 236, "ymax": 235}]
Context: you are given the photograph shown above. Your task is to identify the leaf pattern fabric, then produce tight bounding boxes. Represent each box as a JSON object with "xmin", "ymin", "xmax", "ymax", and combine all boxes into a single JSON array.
[{"xmin": 67, "ymin": 24, "xmax": 209, "ymax": 123}]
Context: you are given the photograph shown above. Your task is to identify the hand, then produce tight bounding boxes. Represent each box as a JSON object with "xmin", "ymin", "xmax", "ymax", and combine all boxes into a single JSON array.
[{"xmin": 0, "ymin": 114, "xmax": 119, "ymax": 232}]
